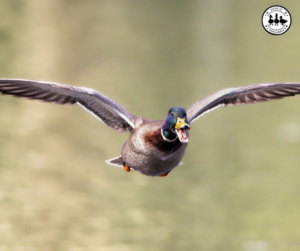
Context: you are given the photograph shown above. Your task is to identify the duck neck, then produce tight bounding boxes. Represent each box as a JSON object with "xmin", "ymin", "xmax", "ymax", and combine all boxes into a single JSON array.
[{"xmin": 161, "ymin": 124, "xmax": 177, "ymax": 142}]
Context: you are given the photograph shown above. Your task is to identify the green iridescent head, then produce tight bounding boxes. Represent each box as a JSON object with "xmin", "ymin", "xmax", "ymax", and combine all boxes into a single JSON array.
[{"xmin": 163, "ymin": 107, "xmax": 190, "ymax": 143}]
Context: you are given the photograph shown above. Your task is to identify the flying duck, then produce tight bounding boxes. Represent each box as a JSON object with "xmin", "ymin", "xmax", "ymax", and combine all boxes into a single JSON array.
[{"xmin": 0, "ymin": 79, "xmax": 300, "ymax": 177}]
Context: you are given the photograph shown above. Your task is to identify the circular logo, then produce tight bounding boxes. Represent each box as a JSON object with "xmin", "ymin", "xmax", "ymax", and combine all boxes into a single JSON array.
[{"xmin": 262, "ymin": 6, "xmax": 291, "ymax": 35}]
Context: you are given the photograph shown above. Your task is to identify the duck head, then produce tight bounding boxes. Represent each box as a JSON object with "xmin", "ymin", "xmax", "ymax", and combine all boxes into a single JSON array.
[{"xmin": 162, "ymin": 107, "xmax": 190, "ymax": 143}]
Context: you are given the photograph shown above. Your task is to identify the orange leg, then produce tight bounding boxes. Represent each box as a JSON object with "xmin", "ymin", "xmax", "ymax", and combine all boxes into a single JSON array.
[
  {"xmin": 159, "ymin": 171, "xmax": 170, "ymax": 177},
  {"xmin": 123, "ymin": 163, "xmax": 130, "ymax": 172}
]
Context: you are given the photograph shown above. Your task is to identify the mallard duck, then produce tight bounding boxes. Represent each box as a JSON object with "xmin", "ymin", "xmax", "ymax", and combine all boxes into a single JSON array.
[{"xmin": 1, "ymin": 79, "xmax": 300, "ymax": 177}]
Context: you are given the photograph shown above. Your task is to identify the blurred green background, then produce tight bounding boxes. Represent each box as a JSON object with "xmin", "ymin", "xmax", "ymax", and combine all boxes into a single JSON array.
[{"xmin": 1, "ymin": 1, "xmax": 300, "ymax": 250}]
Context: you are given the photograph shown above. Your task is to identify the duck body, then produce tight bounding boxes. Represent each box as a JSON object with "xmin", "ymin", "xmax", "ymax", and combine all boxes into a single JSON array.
[{"xmin": 122, "ymin": 119, "xmax": 187, "ymax": 176}]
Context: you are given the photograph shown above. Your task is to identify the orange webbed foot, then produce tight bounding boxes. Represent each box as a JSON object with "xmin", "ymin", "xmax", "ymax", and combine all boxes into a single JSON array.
[
  {"xmin": 159, "ymin": 171, "xmax": 170, "ymax": 177},
  {"xmin": 123, "ymin": 163, "xmax": 130, "ymax": 172}
]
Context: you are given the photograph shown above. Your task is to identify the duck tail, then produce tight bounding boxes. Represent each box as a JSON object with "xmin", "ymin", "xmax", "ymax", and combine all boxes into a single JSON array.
[{"xmin": 105, "ymin": 155, "xmax": 124, "ymax": 167}]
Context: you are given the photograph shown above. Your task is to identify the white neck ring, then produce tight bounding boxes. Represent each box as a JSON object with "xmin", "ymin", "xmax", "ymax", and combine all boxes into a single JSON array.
[{"xmin": 161, "ymin": 128, "xmax": 177, "ymax": 142}]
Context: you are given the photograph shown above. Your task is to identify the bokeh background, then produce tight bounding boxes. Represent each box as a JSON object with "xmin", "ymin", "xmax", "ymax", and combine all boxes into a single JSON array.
[{"xmin": 0, "ymin": 1, "xmax": 300, "ymax": 250}]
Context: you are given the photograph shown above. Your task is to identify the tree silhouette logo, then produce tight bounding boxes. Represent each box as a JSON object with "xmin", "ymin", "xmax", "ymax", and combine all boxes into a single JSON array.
[{"xmin": 262, "ymin": 6, "xmax": 291, "ymax": 35}]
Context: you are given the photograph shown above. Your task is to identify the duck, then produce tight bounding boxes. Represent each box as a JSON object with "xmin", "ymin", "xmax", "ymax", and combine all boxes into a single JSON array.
[
  {"xmin": 279, "ymin": 16, "xmax": 288, "ymax": 25},
  {"xmin": 1, "ymin": 79, "xmax": 300, "ymax": 177},
  {"xmin": 268, "ymin": 15, "xmax": 274, "ymax": 25},
  {"xmin": 274, "ymin": 13, "xmax": 279, "ymax": 25}
]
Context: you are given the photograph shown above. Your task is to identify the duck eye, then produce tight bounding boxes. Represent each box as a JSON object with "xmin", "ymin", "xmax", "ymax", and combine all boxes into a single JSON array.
[{"xmin": 170, "ymin": 112, "xmax": 174, "ymax": 117}]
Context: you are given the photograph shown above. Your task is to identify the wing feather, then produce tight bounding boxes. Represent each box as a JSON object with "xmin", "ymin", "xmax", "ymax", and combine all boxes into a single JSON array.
[
  {"xmin": 0, "ymin": 79, "xmax": 138, "ymax": 132},
  {"xmin": 187, "ymin": 83, "xmax": 300, "ymax": 123}
]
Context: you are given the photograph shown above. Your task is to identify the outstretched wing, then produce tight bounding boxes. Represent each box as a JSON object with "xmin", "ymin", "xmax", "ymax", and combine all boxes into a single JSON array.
[
  {"xmin": 0, "ymin": 79, "xmax": 138, "ymax": 132},
  {"xmin": 187, "ymin": 83, "xmax": 300, "ymax": 123}
]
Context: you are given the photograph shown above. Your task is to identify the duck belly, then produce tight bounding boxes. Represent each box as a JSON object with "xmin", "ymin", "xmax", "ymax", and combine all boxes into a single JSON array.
[{"xmin": 122, "ymin": 140, "xmax": 187, "ymax": 176}]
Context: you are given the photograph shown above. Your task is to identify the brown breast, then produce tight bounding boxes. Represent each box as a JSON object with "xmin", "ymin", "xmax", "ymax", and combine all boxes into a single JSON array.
[{"xmin": 143, "ymin": 126, "xmax": 183, "ymax": 153}]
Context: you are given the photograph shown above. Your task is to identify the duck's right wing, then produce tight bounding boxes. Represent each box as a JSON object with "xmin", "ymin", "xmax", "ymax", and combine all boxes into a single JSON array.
[
  {"xmin": 0, "ymin": 79, "xmax": 139, "ymax": 132},
  {"xmin": 187, "ymin": 82, "xmax": 300, "ymax": 123}
]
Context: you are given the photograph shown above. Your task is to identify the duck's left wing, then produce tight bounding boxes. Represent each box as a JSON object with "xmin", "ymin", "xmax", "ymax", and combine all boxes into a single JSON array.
[
  {"xmin": 0, "ymin": 79, "xmax": 138, "ymax": 132},
  {"xmin": 187, "ymin": 83, "xmax": 300, "ymax": 123}
]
